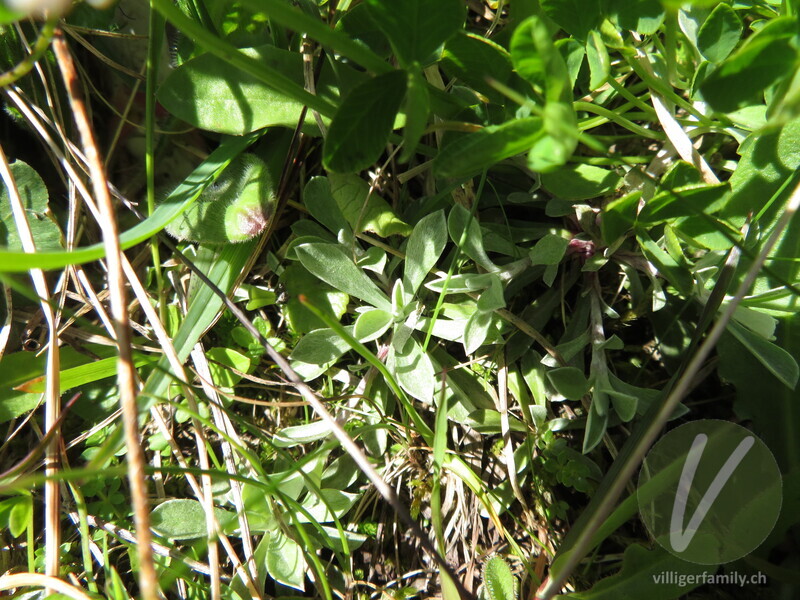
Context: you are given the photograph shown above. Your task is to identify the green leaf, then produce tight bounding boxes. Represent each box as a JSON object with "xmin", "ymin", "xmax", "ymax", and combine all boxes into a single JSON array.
[
  {"xmin": 403, "ymin": 210, "xmax": 447, "ymax": 296},
  {"xmin": 364, "ymin": 0, "xmax": 464, "ymax": 66},
  {"xmin": 295, "ymin": 243, "xmax": 392, "ymax": 311},
  {"xmin": 440, "ymin": 32, "xmax": 516, "ymax": 104},
  {"xmin": 547, "ymin": 367, "xmax": 590, "ymax": 400},
  {"xmin": 601, "ymin": 191, "xmax": 641, "ymax": 244},
  {"xmin": 434, "ymin": 117, "xmax": 545, "ymax": 179},
  {"xmin": 0, "ymin": 160, "xmax": 62, "ymax": 251},
  {"xmin": 151, "ymin": 499, "xmax": 235, "ymax": 540},
  {"xmin": 400, "ymin": 68, "xmax": 430, "ymax": 162},
  {"xmin": 16, "ymin": 353, "xmax": 157, "ymax": 394},
  {"xmin": 529, "ymin": 234, "xmax": 569, "ymax": 266},
  {"xmin": 448, "ymin": 204, "xmax": 497, "ymax": 272},
  {"xmin": 699, "ymin": 17, "xmax": 799, "ymax": 113},
  {"xmin": 323, "ymin": 70, "xmax": 407, "ymax": 173},
  {"xmin": 482, "ymin": 556, "xmax": 517, "ymax": 600},
  {"xmin": 540, "ymin": 0, "xmax": 603, "ymax": 41},
  {"xmin": 637, "ymin": 232, "xmax": 693, "ymax": 295},
  {"xmin": 303, "ymin": 177, "xmax": 353, "ymax": 239},
  {"xmin": 540, "ymin": 164, "xmax": 622, "ymax": 200},
  {"xmin": 564, "ymin": 544, "xmax": 709, "ymax": 599},
  {"xmin": 387, "ymin": 337, "xmax": 435, "ymax": 403},
  {"xmin": 297, "ymin": 489, "xmax": 359, "ymax": 523},
  {"xmin": 206, "ymin": 347, "xmax": 251, "ymax": 388},
  {"xmin": 7, "ymin": 496, "xmax": 31, "ymax": 538},
  {"xmin": 511, "ymin": 15, "xmax": 571, "ymax": 101},
  {"xmin": 354, "ymin": 308, "xmax": 393, "ymax": 342},
  {"xmin": 273, "ymin": 420, "xmax": 334, "ymax": 447},
  {"xmin": 637, "ymin": 183, "xmax": 729, "ymax": 225},
  {"xmin": 265, "ymin": 530, "xmax": 306, "ymax": 591},
  {"xmin": 585, "ymin": 30, "xmax": 610, "ymax": 91},
  {"xmin": 464, "ymin": 311, "xmax": 494, "ymax": 355},
  {"xmin": 157, "ymin": 46, "xmax": 342, "ymax": 135},
  {"xmin": 0, "ymin": 4, "xmax": 24, "ymax": 24},
  {"xmin": 726, "ymin": 320, "xmax": 799, "ymax": 390},
  {"xmin": 328, "ymin": 173, "xmax": 411, "ymax": 237},
  {"xmin": 281, "ymin": 263, "xmax": 349, "ymax": 335},
  {"xmin": 608, "ymin": 0, "xmax": 665, "ymax": 35},
  {"xmin": 290, "ymin": 326, "xmax": 354, "ymax": 366},
  {"xmin": 165, "ymin": 154, "xmax": 276, "ymax": 243},
  {"xmin": 696, "ymin": 2, "xmax": 742, "ymax": 63}
]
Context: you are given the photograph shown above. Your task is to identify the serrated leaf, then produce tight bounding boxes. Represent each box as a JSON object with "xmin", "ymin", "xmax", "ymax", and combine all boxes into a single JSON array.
[
  {"xmin": 696, "ymin": 2, "xmax": 742, "ymax": 63},
  {"xmin": 295, "ymin": 243, "xmax": 391, "ymax": 311},
  {"xmin": 403, "ymin": 210, "xmax": 447, "ymax": 295},
  {"xmin": 328, "ymin": 173, "xmax": 411, "ymax": 237},
  {"xmin": 323, "ymin": 70, "xmax": 407, "ymax": 173},
  {"xmin": 151, "ymin": 499, "xmax": 235, "ymax": 540}
]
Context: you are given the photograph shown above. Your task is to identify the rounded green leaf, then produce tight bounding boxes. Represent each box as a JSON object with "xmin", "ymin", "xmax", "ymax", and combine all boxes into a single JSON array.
[
  {"xmin": 547, "ymin": 367, "xmax": 590, "ymax": 401},
  {"xmin": 323, "ymin": 70, "xmax": 407, "ymax": 173},
  {"xmin": 354, "ymin": 308, "xmax": 393, "ymax": 342},
  {"xmin": 151, "ymin": 499, "xmax": 235, "ymax": 540},
  {"xmin": 540, "ymin": 164, "xmax": 622, "ymax": 200},
  {"xmin": 697, "ymin": 2, "xmax": 742, "ymax": 63}
]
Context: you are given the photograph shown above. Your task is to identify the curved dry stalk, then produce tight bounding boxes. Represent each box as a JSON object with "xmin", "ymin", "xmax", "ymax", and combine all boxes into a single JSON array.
[
  {"xmin": 0, "ymin": 573, "xmax": 93, "ymax": 600},
  {"xmin": 51, "ymin": 32, "xmax": 160, "ymax": 600},
  {"xmin": 0, "ymin": 145, "xmax": 62, "ymax": 582}
]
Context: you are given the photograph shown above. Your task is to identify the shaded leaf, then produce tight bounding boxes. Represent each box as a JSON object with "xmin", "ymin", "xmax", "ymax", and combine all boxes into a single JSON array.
[
  {"xmin": 540, "ymin": 164, "xmax": 622, "ymax": 200},
  {"xmin": 547, "ymin": 367, "xmax": 590, "ymax": 401},
  {"xmin": 323, "ymin": 70, "xmax": 407, "ymax": 173},
  {"xmin": 403, "ymin": 210, "xmax": 447, "ymax": 295},
  {"xmin": 0, "ymin": 160, "xmax": 62, "ymax": 251},
  {"xmin": 328, "ymin": 173, "xmax": 411, "ymax": 237},
  {"xmin": 697, "ymin": 2, "xmax": 742, "ymax": 63}
]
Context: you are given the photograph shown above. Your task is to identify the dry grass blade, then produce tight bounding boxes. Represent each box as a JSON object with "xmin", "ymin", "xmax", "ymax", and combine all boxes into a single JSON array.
[
  {"xmin": 0, "ymin": 573, "xmax": 94, "ymax": 600},
  {"xmin": 51, "ymin": 31, "xmax": 160, "ymax": 600}
]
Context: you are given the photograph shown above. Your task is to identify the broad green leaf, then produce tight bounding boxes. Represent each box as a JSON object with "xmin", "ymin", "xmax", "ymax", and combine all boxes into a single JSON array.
[
  {"xmin": 564, "ymin": 544, "xmax": 709, "ymax": 599},
  {"xmin": 605, "ymin": 387, "xmax": 638, "ymax": 422},
  {"xmin": 273, "ymin": 420, "xmax": 334, "ymax": 447},
  {"xmin": 547, "ymin": 367, "xmax": 590, "ymax": 400},
  {"xmin": 157, "ymin": 46, "xmax": 344, "ymax": 135},
  {"xmin": 448, "ymin": 204, "xmax": 497, "ymax": 272},
  {"xmin": 608, "ymin": 0, "xmax": 665, "ymax": 35},
  {"xmin": 529, "ymin": 234, "xmax": 569, "ymax": 266},
  {"xmin": 440, "ymin": 32, "xmax": 516, "ymax": 104},
  {"xmin": 151, "ymin": 499, "xmax": 235, "ymax": 540},
  {"xmin": 540, "ymin": 0, "xmax": 603, "ymax": 41},
  {"xmin": 206, "ymin": 347, "xmax": 251, "ymax": 388},
  {"xmin": 476, "ymin": 276, "xmax": 505, "ymax": 313},
  {"xmin": 434, "ymin": 117, "xmax": 545, "ymax": 179},
  {"xmin": 699, "ymin": 17, "xmax": 799, "ymax": 113},
  {"xmin": 540, "ymin": 164, "xmax": 622, "ymax": 200},
  {"xmin": 7, "ymin": 496, "xmax": 30, "ymax": 538},
  {"xmin": 529, "ymin": 101, "xmax": 579, "ymax": 172},
  {"xmin": 364, "ymin": 0, "xmax": 464, "ymax": 66},
  {"xmin": 403, "ymin": 210, "xmax": 447, "ymax": 295},
  {"xmin": 387, "ymin": 337, "xmax": 435, "ymax": 403},
  {"xmin": 328, "ymin": 173, "xmax": 411, "ymax": 237},
  {"xmin": 482, "ymin": 556, "xmax": 517, "ymax": 600},
  {"xmin": 323, "ymin": 70, "xmax": 407, "ymax": 173},
  {"xmin": 265, "ymin": 530, "xmax": 306, "ymax": 591},
  {"xmin": 0, "ymin": 134, "xmax": 255, "ymax": 272},
  {"xmin": 583, "ymin": 396, "xmax": 608, "ymax": 453},
  {"xmin": 400, "ymin": 68, "xmax": 430, "ymax": 162},
  {"xmin": 302, "ymin": 177, "xmax": 353, "ymax": 239},
  {"xmin": 281, "ymin": 263, "xmax": 349, "ymax": 335},
  {"xmin": 297, "ymin": 489, "xmax": 359, "ymax": 523},
  {"xmin": 726, "ymin": 320, "xmax": 799, "ymax": 390},
  {"xmin": 290, "ymin": 326, "xmax": 354, "ymax": 366},
  {"xmin": 334, "ymin": 3, "xmax": 392, "ymax": 58},
  {"xmin": 295, "ymin": 243, "xmax": 392, "ymax": 311},
  {"xmin": 637, "ymin": 232, "xmax": 693, "ymax": 295},
  {"xmin": 696, "ymin": 2, "xmax": 742, "ymax": 63},
  {"xmin": 354, "ymin": 308, "xmax": 393, "ymax": 342},
  {"xmin": 0, "ymin": 160, "xmax": 62, "ymax": 251},
  {"xmin": 463, "ymin": 311, "xmax": 494, "ymax": 355}
]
